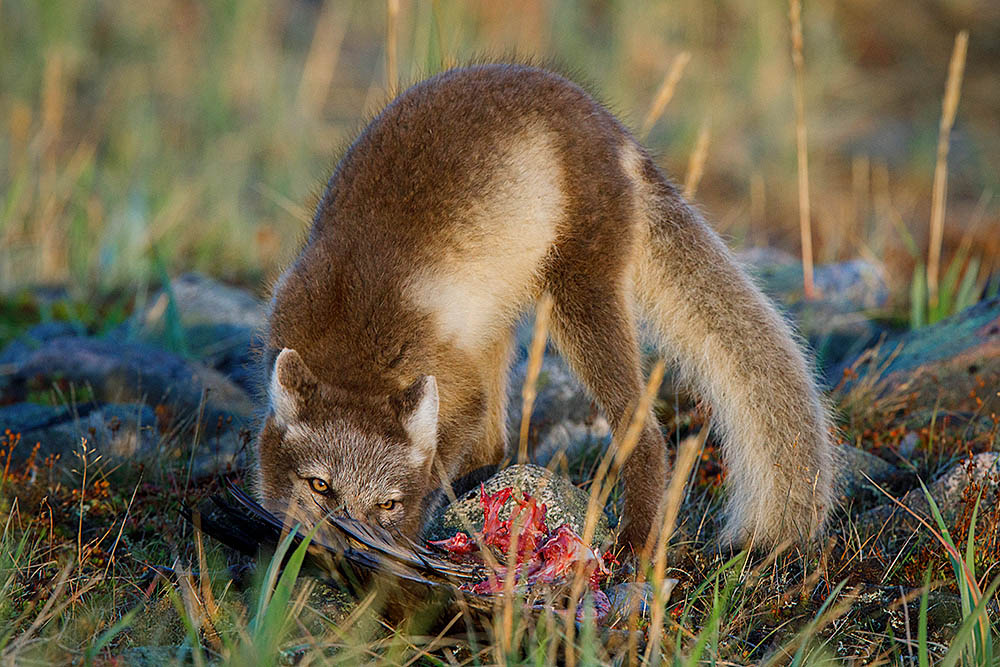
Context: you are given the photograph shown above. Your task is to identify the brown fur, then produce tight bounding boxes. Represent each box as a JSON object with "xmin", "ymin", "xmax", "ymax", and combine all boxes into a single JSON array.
[{"xmin": 256, "ymin": 63, "xmax": 836, "ymax": 550}]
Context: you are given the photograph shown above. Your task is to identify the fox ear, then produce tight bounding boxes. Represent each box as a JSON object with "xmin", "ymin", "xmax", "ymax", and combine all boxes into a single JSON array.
[
  {"xmin": 392, "ymin": 375, "xmax": 439, "ymax": 469},
  {"xmin": 270, "ymin": 348, "xmax": 317, "ymax": 424}
]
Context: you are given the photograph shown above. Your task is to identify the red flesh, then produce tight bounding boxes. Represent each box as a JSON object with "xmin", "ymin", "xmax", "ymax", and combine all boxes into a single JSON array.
[{"xmin": 429, "ymin": 484, "xmax": 614, "ymax": 620}]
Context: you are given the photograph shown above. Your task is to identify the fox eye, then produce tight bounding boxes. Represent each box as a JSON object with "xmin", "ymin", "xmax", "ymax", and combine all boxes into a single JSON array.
[
  {"xmin": 378, "ymin": 500, "xmax": 400, "ymax": 511},
  {"xmin": 308, "ymin": 478, "xmax": 331, "ymax": 496}
]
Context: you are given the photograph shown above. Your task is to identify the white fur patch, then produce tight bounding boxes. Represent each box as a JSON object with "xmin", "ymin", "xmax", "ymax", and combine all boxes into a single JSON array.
[
  {"xmin": 404, "ymin": 376, "xmax": 439, "ymax": 468},
  {"xmin": 296, "ymin": 459, "xmax": 332, "ymax": 481},
  {"xmin": 407, "ymin": 127, "xmax": 563, "ymax": 351},
  {"xmin": 269, "ymin": 349, "xmax": 298, "ymax": 425}
]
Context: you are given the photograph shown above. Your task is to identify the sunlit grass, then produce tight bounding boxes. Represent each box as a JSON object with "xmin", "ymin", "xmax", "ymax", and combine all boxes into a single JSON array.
[{"xmin": 2, "ymin": 0, "xmax": 996, "ymax": 299}]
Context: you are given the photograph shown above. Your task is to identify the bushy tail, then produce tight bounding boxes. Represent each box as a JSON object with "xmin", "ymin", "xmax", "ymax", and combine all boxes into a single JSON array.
[{"xmin": 632, "ymin": 173, "xmax": 835, "ymax": 547}]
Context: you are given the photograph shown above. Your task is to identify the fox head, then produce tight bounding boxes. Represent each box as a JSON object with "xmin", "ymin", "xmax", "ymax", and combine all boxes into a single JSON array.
[{"xmin": 255, "ymin": 348, "xmax": 439, "ymax": 538}]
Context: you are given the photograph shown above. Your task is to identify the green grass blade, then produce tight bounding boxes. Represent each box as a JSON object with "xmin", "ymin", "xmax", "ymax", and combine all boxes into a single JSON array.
[
  {"xmin": 915, "ymin": 477, "xmax": 956, "ymax": 552},
  {"xmin": 250, "ymin": 521, "xmax": 320, "ymax": 662},
  {"xmin": 986, "ymin": 272, "xmax": 1000, "ymax": 299},
  {"xmin": 938, "ymin": 575, "xmax": 1000, "ymax": 667},
  {"xmin": 961, "ymin": 488, "xmax": 994, "ymax": 667},
  {"xmin": 165, "ymin": 584, "xmax": 207, "ymax": 667},
  {"xmin": 918, "ymin": 567, "xmax": 930, "ymax": 667},
  {"xmin": 911, "ymin": 262, "xmax": 927, "ymax": 328},
  {"xmin": 915, "ymin": 476, "xmax": 995, "ymax": 662},
  {"xmin": 964, "ymin": 485, "xmax": 984, "ymax": 577},
  {"xmin": 892, "ymin": 211, "xmax": 921, "ymax": 259},
  {"xmin": 84, "ymin": 605, "xmax": 142, "ymax": 665},
  {"xmin": 683, "ymin": 572, "xmax": 727, "ymax": 666},
  {"xmin": 789, "ymin": 580, "xmax": 848, "ymax": 667},
  {"xmin": 953, "ymin": 255, "xmax": 982, "ymax": 313},
  {"xmin": 674, "ymin": 552, "xmax": 746, "ymax": 660},
  {"xmin": 936, "ymin": 245, "xmax": 971, "ymax": 322},
  {"xmin": 150, "ymin": 245, "xmax": 190, "ymax": 357},
  {"xmin": 250, "ymin": 525, "xmax": 299, "ymax": 627}
]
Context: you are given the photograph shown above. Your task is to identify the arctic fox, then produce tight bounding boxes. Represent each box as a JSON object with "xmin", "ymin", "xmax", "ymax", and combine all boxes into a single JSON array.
[{"xmin": 256, "ymin": 63, "xmax": 835, "ymax": 551}]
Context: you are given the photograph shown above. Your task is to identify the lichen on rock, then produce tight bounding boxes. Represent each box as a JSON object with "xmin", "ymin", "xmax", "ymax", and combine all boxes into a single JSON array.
[{"xmin": 425, "ymin": 464, "xmax": 613, "ymax": 548}]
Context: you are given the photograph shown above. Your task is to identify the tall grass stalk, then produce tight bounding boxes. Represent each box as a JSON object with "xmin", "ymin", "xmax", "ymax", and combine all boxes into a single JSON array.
[
  {"xmin": 641, "ymin": 430, "xmax": 703, "ymax": 665},
  {"xmin": 386, "ymin": 0, "xmax": 400, "ymax": 93},
  {"xmin": 2, "ymin": 560, "xmax": 101, "ymax": 661},
  {"xmin": 667, "ymin": 552, "xmax": 746, "ymax": 665},
  {"xmin": 238, "ymin": 521, "xmax": 320, "ymax": 665},
  {"xmin": 909, "ymin": 199, "xmax": 986, "ymax": 328},
  {"xmin": 789, "ymin": 0, "xmax": 815, "ymax": 300},
  {"xmin": 927, "ymin": 31, "xmax": 969, "ymax": 310},
  {"xmin": 297, "ymin": 0, "xmax": 354, "ymax": 115},
  {"xmin": 639, "ymin": 52, "xmax": 691, "ymax": 141},
  {"xmin": 683, "ymin": 119, "xmax": 711, "ymax": 200},
  {"xmin": 517, "ymin": 293, "xmax": 553, "ymax": 464},
  {"xmin": 919, "ymin": 566, "xmax": 932, "ymax": 667}
]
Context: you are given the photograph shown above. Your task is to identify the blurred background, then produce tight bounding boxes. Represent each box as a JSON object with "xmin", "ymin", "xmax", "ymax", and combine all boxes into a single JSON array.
[{"xmin": 1, "ymin": 0, "xmax": 997, "ymax": 310}]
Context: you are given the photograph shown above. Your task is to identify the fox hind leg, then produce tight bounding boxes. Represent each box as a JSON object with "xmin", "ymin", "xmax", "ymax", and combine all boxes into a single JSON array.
[{"xmin": 544, "ymin": 276, "xmax": 668, "ymax": 553}]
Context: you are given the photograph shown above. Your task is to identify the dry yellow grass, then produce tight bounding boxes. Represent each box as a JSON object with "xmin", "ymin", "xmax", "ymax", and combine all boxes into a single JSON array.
[
  {"xmin": 517, "ymin": 293, "xmax": 553, "ymax": 465},
  {"xmin": 683, "ymin": 118, "xmax": 711, "ymax": 200},
  {"xmin": 297, "ymin": 0, "xmax": 353, "ymax": 116},
  {"xmin": 927, "ymin": 31, "xmax": 969, "ymax": 309},
  {"xmin": 639, "ymin": 51, "xmax": 691, "ymax": 141},
  {"xmin": 789, "ymin": 0, "xmax": 815, "ymax": 299},
  {"xmin": 2, "ymin": 1, "xmax": 996, "ymax": 294},
  {"xmin": 2, "ymin": 2, "xmax": 999, "ymax": 662},
  {"xmin": 386, "ymin": 0, "xmax": 400, "ymax": 94}
]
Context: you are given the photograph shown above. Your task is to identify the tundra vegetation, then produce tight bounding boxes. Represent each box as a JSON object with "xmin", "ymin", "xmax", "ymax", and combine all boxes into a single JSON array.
[{"xmin": 1, "ymin": 0, "xmax": 998, "ymax": 664}]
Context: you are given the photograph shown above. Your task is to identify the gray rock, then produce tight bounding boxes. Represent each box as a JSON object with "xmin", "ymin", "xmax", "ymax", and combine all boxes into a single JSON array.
[
  {"xmin": 0, "ymin": 401, "xmax": 158, "ymax": 463},
  {"xmin": 69, "ymin": 403, "xmax": 159, "ymax": 458},
  {"xmin": 123, "ymin": 273, "xmax": 265, "ymax": 392},
  {"xmin": 9, "ymin": 336, "xmax": 254, "ymax": 433},
  {"xmin": 114, "ymin": 647, "xmax": 196, "ymax": 666},
  {"xmin": 788, "ymin": 299, "xmax": 891, "ymax": 387},
  {"xmin": 864, "ymin": 453, "xmax": 1000, "ymax": 528},
  {"xmin": 904, "ymin": 452, "xmax": 999, "ymax": 521},
  {"xmin": 836, "ymin": 445, "xmax": 900, "ymax": 498},
  {"xmin": 506, "ymin": 354, "xmax": 611, "ymax": 468},
  {"xmin": 137, "ymin": 272, "xmax": 265, "ymax": 331},
  {"xmin": 426, "ymin": 464, "xmax": 612, "ymax": 548},
  {"xmin": 607, "ymin": 580, "xmax": 677, "ymax": 622},
  {"xmin": 180, "ymin": 322, "xmax": 259, "ymax": 394},
  {"xmin": 0, "ymin": 321, "xmax": 86, "ymax": 368},
  {"xmin": 0, "ymin": 400, "xmax": 245, "ymax": 476},
  {"xmin": 839, "ymin": 296, "xmax": 1000, "ymax": 414},
  {"xmin": 740, "ymin": 255, "xmax": 889, "ymax": 310},
  {"xmin": 0, "ymin": 402, "xmax": 73, "ymax": 439},
  {"xmin": 183, "ymin": 428, "xmax": 252, "ymax": 478}
]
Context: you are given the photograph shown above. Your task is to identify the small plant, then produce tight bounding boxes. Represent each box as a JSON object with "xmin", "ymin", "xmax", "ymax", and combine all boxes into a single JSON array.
[
  {"xmin": 226, "ymin": 523, "xmax": 319, "ymax": 666},
  {"xmin": 909, "ymin": 254, "xmax": 986, "ymax": 329},
  {"xmin": 875, "ymin": 474, "xmax": 1000, "ymax": 666}
]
